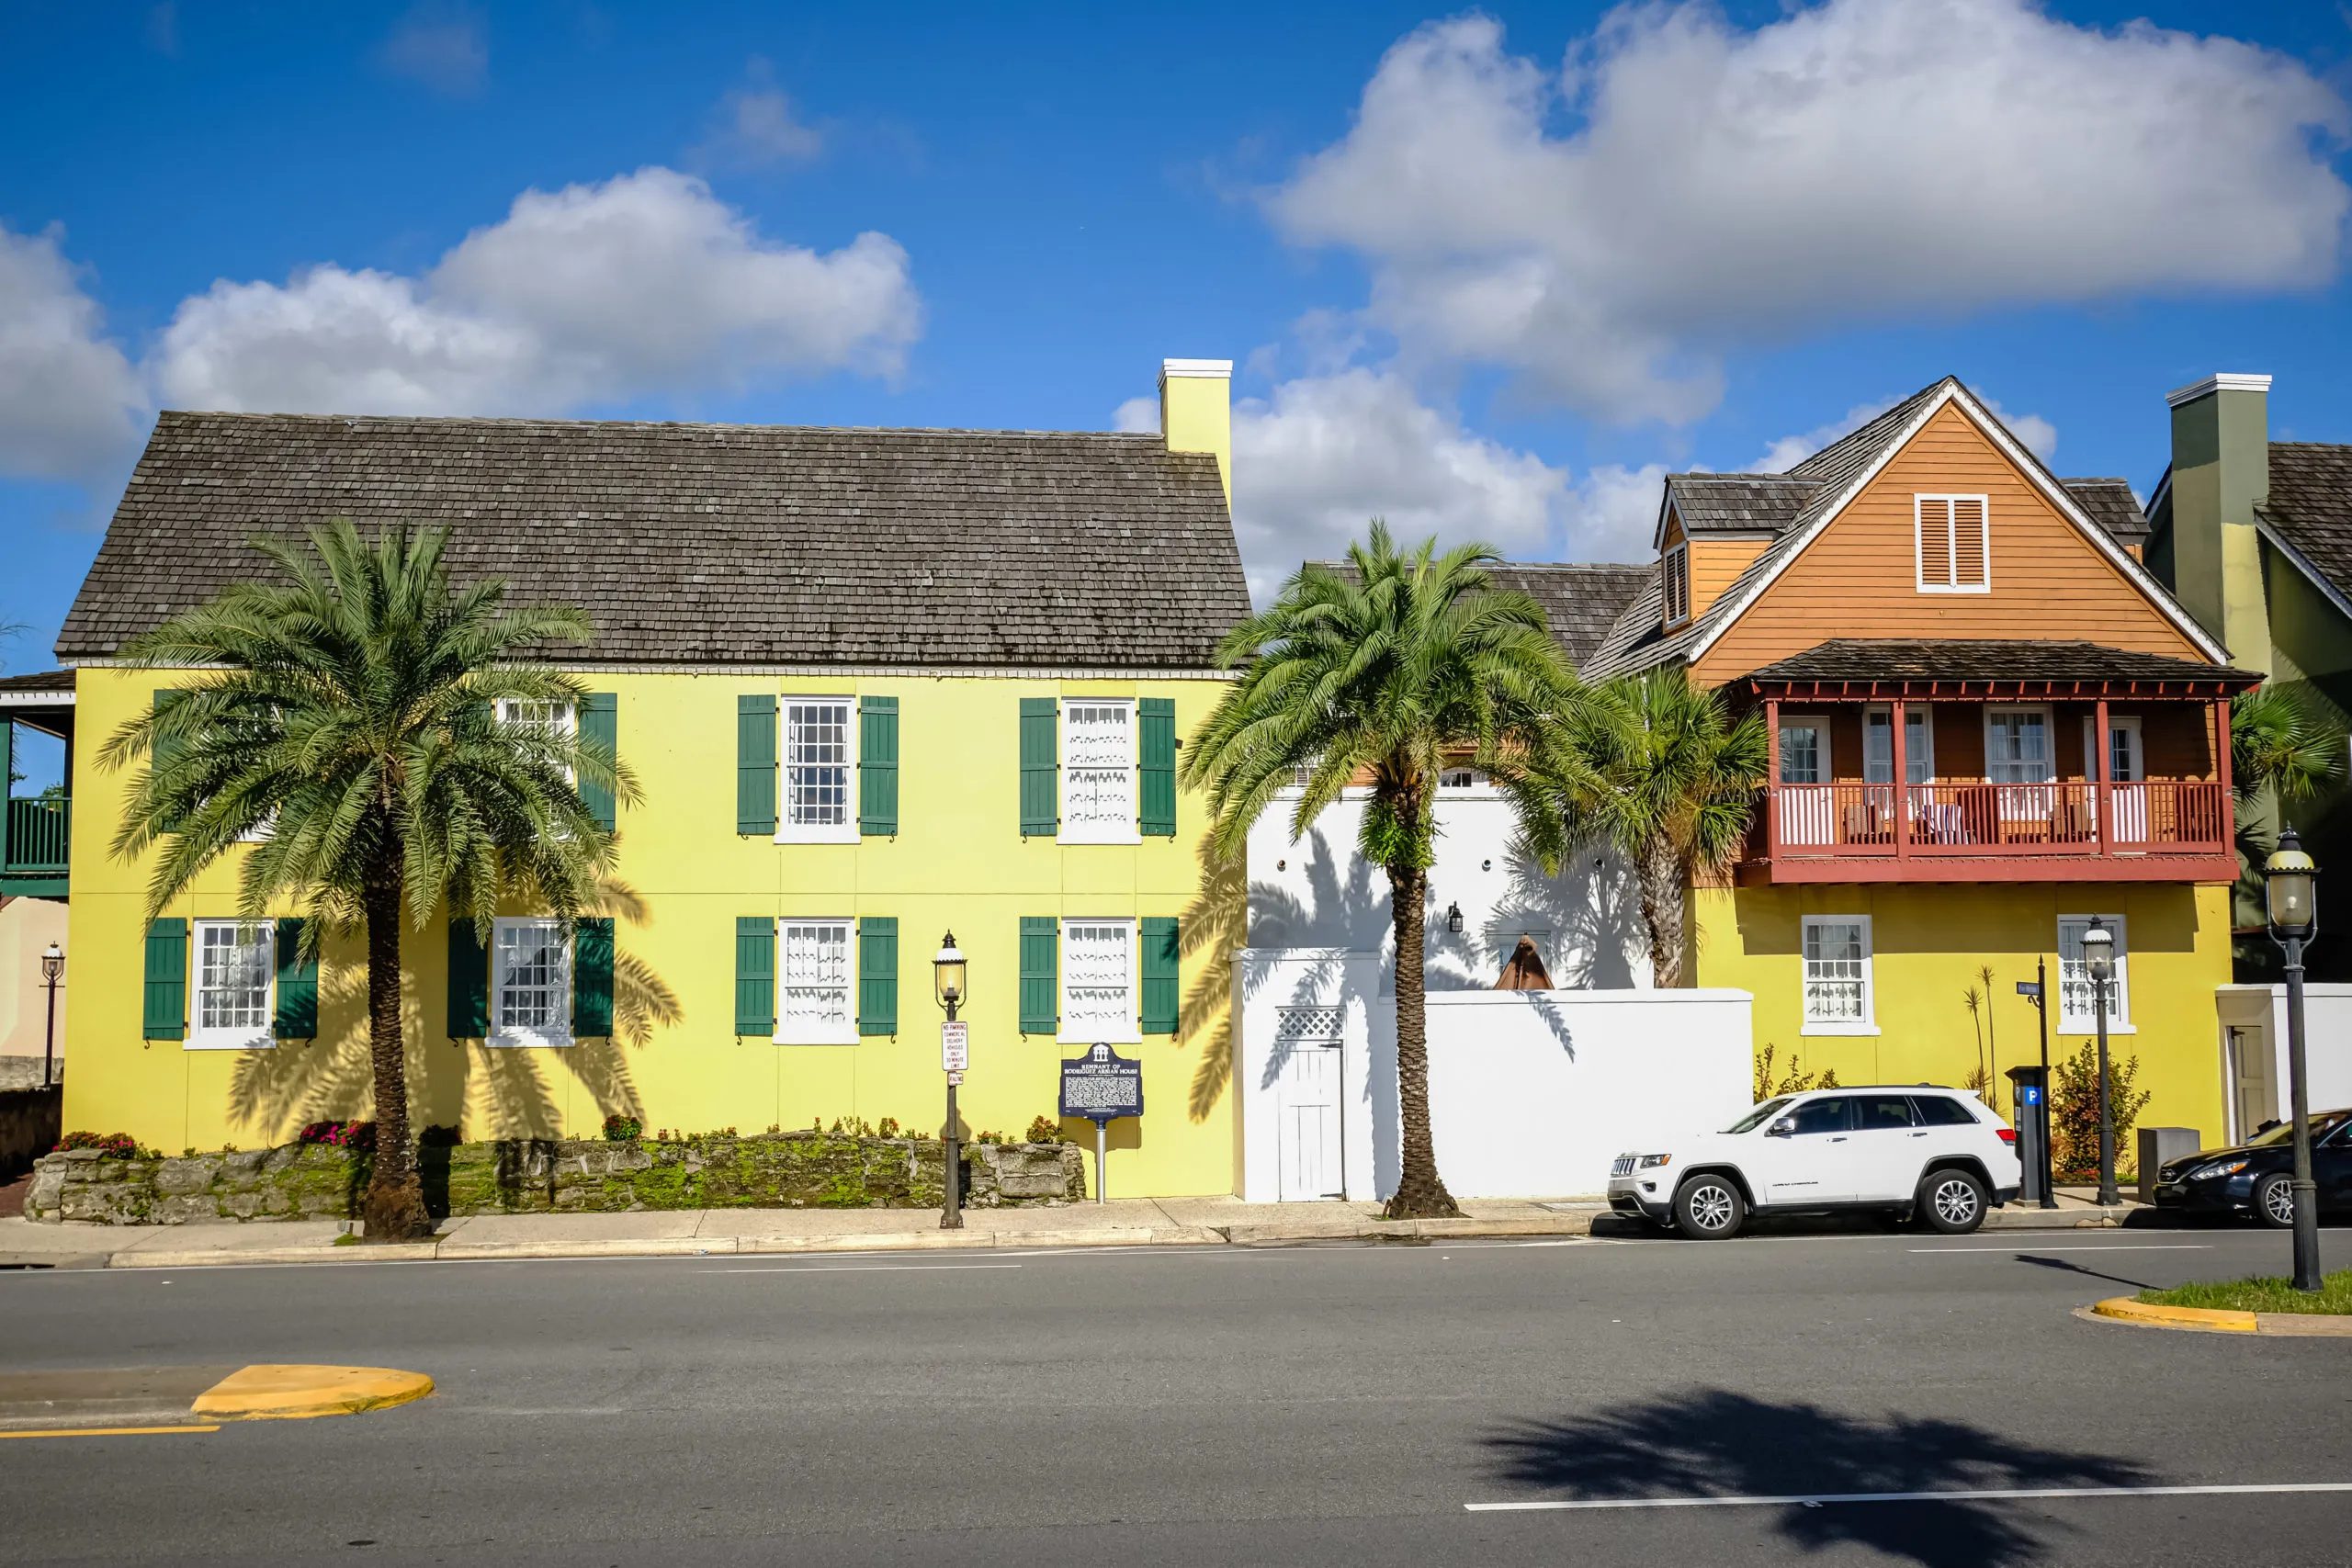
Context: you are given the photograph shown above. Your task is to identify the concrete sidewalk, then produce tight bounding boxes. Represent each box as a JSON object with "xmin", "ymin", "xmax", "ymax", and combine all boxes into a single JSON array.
[{"xmin": 0, "ymin": 1186, "xmax": 2159, "ymax": 1269}]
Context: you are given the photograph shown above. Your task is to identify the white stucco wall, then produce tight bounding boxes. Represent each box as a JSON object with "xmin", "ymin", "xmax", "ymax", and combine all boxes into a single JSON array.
[
  {"xmin": 1244, "ymin": 783, "xmax": 1651, "ymax": 991},
  {"xmin": 1236, "ymin": 949, "xmax": 1754, "ymax": 1201}
]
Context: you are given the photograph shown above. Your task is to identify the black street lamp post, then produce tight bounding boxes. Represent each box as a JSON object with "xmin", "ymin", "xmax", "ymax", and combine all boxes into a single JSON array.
[
  {"xmin": 40, "ymin": 942, "xmax": 63, "ymax": 1090},
  {"xmin": 2264, "ymin": 827, "xmax": 2323, "ymax": 1293},
  {"xmin": 934, "ymin": 933, "xmax": 967, "ymax": 1232},
  {"xmin": 2081, "ymin": 919, "xmax": 2120, "ymax": 1207}
]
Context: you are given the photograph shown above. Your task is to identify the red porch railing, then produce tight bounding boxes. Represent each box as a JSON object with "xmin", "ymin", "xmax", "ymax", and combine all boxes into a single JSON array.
[{"xmin": 1766, "ymin": 780, "xmax": 2231, "ymax": 859}]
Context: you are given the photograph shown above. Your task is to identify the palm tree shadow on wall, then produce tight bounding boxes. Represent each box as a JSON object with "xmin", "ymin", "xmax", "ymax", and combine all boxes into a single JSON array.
[
  {"xmin": 1181, "ymin": 833, "xmax": 1250, "ymax": 1122},
  {"xmin": 227, "ymin": 878, "xmax": 683, "ymax": 1144},
  {"xmin": 1481, "ymin": 1389, "xmax": 2154, "ymax": 1568}
]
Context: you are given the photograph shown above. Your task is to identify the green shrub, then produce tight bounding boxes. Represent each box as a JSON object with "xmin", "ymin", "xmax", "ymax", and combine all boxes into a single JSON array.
[
  {"xmin": 601, "ymin": 1113, "xmax": 641, "ymax": 1142},
  {"xmin": 2052, "ymin": 1039, "xmax": 2154, "ymax": 1177}
]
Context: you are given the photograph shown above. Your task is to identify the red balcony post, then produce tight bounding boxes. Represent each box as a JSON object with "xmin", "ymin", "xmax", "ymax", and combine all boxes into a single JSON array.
[
  {"xmin": 1892, "ymin": 698, "xmax": 1909, "ymax": 862},
  {"xmin": 2216, "ymin": 697, "xmax": 2233, "ymax": 848},
  {"xmin": 1765, "ymin": 698, "xmax": 1781, "ymax": 862},
  {"xmin": 2094, "ymin": 696, "xmax": 2111, "ymax": 859}
]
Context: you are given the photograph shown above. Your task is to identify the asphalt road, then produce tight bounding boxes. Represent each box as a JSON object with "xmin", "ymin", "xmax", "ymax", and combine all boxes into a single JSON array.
[{"xmin": 2, "ymin": 1221, "xmax": 2348, "ymax": 1567}]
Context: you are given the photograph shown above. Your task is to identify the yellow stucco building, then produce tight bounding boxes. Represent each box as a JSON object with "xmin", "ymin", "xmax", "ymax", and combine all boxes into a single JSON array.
[{"xmin": 52, "ymin": 359, "xmax": 1252, "ymax": 1197}]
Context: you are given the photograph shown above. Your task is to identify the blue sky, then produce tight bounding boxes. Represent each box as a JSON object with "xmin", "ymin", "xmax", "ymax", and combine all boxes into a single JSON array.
[{"xmin": 5, "ymin": 0, "xmax": 2350, "ymax": 717}]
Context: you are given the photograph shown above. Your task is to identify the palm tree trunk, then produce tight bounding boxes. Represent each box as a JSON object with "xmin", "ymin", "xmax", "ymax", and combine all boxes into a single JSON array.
[
  {"xmin": 360, "ymin": 848, "xmax": 431, "ymax": 1241},
  {"xmin": 1384, "ymin": 861, "xmax": 1459, "ymax": 1220},
  {"xmin": 1638, "ymin": 836, "xmax": 1686, "ymax": 987}
]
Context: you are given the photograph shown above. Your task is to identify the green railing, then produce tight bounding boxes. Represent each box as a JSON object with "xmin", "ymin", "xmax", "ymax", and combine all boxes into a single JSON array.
[{"xmin": 4, "ymin": 795, "xmax": 70, "ymax": 874}]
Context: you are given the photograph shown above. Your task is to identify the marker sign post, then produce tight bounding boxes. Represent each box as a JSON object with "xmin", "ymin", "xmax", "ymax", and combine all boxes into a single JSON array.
[{"xmin": 1059, "ymin": 1044, "xmax": 1143, "ymax": 1204}]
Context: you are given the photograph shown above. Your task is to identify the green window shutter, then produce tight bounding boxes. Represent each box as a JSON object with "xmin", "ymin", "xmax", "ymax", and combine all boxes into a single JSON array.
[
  {"xmin": 859, "ymin": 696, "xmax": 899, "ymax": 837},
  {"xmin": 572, "ymin": 918, "xmax": 615, "ymax": 1038},
  {"xmin": 857, "ymin": 916, "xmax": 899, "ymax": 1036},
  {"xmin": 153, "ymin": 689, "xmax": 186, "ymax": 833},
  {"xmin": 141, "ymin": 918, "xmax": 187, "ymax": 1041},
  {"xmin": 447, "ymin": 919, "xmax": 489, "ymax": 1039},
  {"xmin": 1019, "ymin": 916, "xmax": 1057, "ymax": 1034},
  {"xmin": 1020, "ymin": 697, "xmax": 1059, "ymax": 838},
  {"xmin": 735, "ymin": 917, "xmax": 775, "ymax": 1036},
  {"xmin": 1141, "ymin": 916, "xmax": 1179, "ymax": 1035},
  {"xmin": 273, "ymin": 919, "xmax": 319, "ymax": 1039},
  {"xmin": 737, "ymin": 694, "xmax": 777, "ymax": 836},
  {"xmin": 579, "ymin": 693, "xmax": 617, "ymax": 831},
  {"xmin": 1139, "ymin": 697, "xmax": 1176, "ymax": 838}
]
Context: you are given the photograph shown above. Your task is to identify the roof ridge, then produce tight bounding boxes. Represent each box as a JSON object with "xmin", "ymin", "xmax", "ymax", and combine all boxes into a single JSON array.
[{"xmin": 153, "ymin": 409, "xmax": 1170, "ymax": 442}]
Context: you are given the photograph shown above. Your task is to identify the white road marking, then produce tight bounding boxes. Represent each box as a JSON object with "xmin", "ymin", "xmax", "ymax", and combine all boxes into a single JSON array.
[
  {"xmin": 1465, "ymin": 1481, "xmax": 2352, "ymax": 1513},
  {"xmin": 1909, "ymin": 1245, "xmax": 2212, "ymax": 1254},
  {"xmin": 699, "ymin": 1263, "xmax": 1023, "ymax": 1274}
]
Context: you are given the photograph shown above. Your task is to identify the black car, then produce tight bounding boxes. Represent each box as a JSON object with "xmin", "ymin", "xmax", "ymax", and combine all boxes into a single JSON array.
[{"xmin": 2151, "ymin": 1110, "xmax": 2352, "ymax": 1225}]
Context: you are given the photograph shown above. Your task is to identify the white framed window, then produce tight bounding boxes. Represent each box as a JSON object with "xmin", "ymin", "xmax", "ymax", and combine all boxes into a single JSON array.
[
  {"xmin": 499, "ymin": 697, "xmax": 577, "ymax": 789},
  {"xmin": 1984, "ymin": 707, "xmax": 2054, "ymax": 784},
  {"xmin": 1778, "ymin": 714, "xmax": 1828, "ymax": 784},
  {"xmin": 1802, "ymin": 915, "xmax": 1876, "ymax": 1035},
  {"xmin": 2057, "ymin": 915, "xmax": 2132, "ymax": 1034},
  {"xmin": 1060, "ymin": 699, "xmax": 1138, "ymax": 844},
  {"xmin": 1439, "ymin": 767, "xmax": 1490, "ymax": 792},
  {"xmin": 1916, "ymin": 494, "xmax": 1990, "ymax": 592},
  {"xmin": 777, "ymin": 698, "xmax": 856, "ymax": 844},
  {"xmin": 777, "ymin": 919, "xmax": 854, "ymax": 1043},
  {"xmin": 1060, "ymin": 918, "xmax": 1138, "ymax": 1043},
  {"xmin": 492, "ymin": 916, "xmax": 571, "ymax": 1048},
  {"xmin": 1663, "ymin": 542, "xmax": 1691, "ymax": 625},
  {"xmin": 1863, "ymin": 705, "xmax": 1934, "ymax": 785},
  {"xmin": 191, "ymin": 919, "xmax": 275, "ymax": 1050},
  {"xmin": 2080, "ymin": 715, "xmax": 2143, "ymax": 783}
]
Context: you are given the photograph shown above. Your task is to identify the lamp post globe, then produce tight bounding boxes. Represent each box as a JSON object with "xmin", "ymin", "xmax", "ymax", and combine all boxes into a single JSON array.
[
  {"xmin": 2080, "ymin": 918, "xmax": 2120, "ymax": 1207},
  {"xmin": 41, "ymin": 942, "xmax": 63, "ymax": 984},
  {"xmin": 2264, "ymin": 827, "xmax": 2324, "ymax": 1292},
  {"xmin": 933, "ymin": 933, "xmax": 966, "ymax": 1012}
]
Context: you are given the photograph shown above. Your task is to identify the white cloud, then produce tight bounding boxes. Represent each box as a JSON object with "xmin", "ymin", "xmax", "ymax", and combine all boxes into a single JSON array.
[
  {"xmin": 1974, "ymin": 394, "xmax": 2057, "ymax": 463},
  {"xmin": 1753, "ymin": 399, "xmax": 1894, "ymax": 473},
  {"xmin": 1114, "ymin": 395, "xmax": 1159, "ymax": 434},
  {"xmin": 695, "ymin": 62, "xmax": 825, "ymax": 168},
  {"xmin": 153, "ymin": 166, "xmax": 922, "ymax": 416},
  {"xmin": 379, "ymin": 5, "xmax": 487, "ymax": 96},
  {"xmin": 1269, "ymin": 4, "xmax": 2348, "ymax": 424},
  {"xmin": 1563, "ymin": 462, "xmax": 1668, "ymax": 563},
  {"xmin": 0, "ymin": 223, "xmax": 146, "ymax": 484},
  {"xmin": 1221, "ymin": 367, "xmax": 1567, "ymax": 600}
]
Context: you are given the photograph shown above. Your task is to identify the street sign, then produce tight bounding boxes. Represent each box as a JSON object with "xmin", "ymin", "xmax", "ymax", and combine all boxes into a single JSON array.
[
  {"xmin": 2015, "ymin": 981, "xmax": 2042, "ymax": 1000},
  {"xmin": 1059, "ymin": 1043, "xmax": 1143, "ymax": 1121},
  {"xmin": 941, "ymin": 1021, "xmax": 968, "ymax": 1073},
  {"xmin": 946, "ymin": 1070, "xmax": 964, "ymax": 1087}
]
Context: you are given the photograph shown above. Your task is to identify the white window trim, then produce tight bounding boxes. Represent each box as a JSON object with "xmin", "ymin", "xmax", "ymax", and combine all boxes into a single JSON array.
[
  {"xmin": 1778, "ymin": 713, "xmax": 1831, "ymax": 785},
  {"xmin": 188, "ymin": 919, "xmax": 276, "ymax": 1051},
  {"xmin": 2057, "ymin": 913, "xmax": 2135, "ymax": 1035},
  {"xmin": 775, "ymin": 696, "xmax": 860, "ymax": 846},
  {"xmin": 1801, "ymin": 913, "xmax": 1879, "ymax": 1037},
  {"xmin": 1862, "ymin": 705, "xmax": 1934, "ymax": 785},
  {"xmin": 2082, "ymin": 715, "xmax": 2143, "ymax": 783},
  {"xmin": 1915, "ymin": 493, "xmax": 1992, "ymax": 594},
  {"xmin": 488, "ymin": 915, "xmax": 573, "ymax": 1050},
  {"xmin": 1058, "ymin": 697, "xmax": 1141, "ymax": 846},
  {"xmin": 1058, "ymin": 915, "xmax": 1141, "ymax": 1044},
  {"xmin": 1984, "ymin": 705, "xmax": 2056, "ymax": 784},
  {"xmin": 774, "ymin": 917, "xmax": 857, "ymax": 1045},
  {"xmin": 1663, "ymin": 541, "xmax": 1691, "ymax": 626},
  {"xmin": 499, "ymin": 697, "xmax": 579, "ymax": 784},
  {"xmin": 1438, "ymin": 766, "xmax": 1493, "ymax": 795}
]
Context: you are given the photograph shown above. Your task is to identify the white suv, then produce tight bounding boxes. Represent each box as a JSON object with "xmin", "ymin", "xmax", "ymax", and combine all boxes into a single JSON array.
[{"xmin": 1608, "ymin": 1087, "xmax": 2023, "ymax": 1239}]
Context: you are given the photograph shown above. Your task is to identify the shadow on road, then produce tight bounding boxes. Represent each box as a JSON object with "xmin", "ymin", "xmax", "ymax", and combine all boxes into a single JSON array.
[
  {"xmin": 2013, "ymin": 1253, "xmax": 2164, "ymax": 1292},
  {"xmin": 1481, "ymin": 1389, "xmax": 2153, "ymax": 1568}
]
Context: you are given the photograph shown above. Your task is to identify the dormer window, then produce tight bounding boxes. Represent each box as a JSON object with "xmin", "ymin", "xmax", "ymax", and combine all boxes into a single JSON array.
[
  {"xmin": 1663, "ymin": 541, "xmax": 1691, "ymax": 625},
  {"xmin": 1916, "ymin": 495, "xmax": 1990, "ymax": 592}
]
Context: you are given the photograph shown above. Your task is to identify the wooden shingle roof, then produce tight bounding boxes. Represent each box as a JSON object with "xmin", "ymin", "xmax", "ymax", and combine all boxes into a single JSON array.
[{"xmin": 59, "ymin": 411, "xmax": 1250, "ymax": 671}]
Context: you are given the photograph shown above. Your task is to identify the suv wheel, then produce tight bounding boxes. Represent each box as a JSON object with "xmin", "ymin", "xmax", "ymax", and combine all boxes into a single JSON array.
[
  {"xmin": 2256, "ymin": 1171, "xmax": 2297, "ymax": 1229},
  {"xmin": 1917, "ymin": 1168, "xmax": 1989, "ymax": 1235},
  {"xmin": 1673, "ymin": 1174, "xmax": 1746, "ymax": 1240}
]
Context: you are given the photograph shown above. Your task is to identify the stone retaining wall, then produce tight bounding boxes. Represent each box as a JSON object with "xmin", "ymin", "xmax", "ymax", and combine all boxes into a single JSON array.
[{"xmin": 25, "ymin": 1133, "xmax": 1088, "ymax": 1224}]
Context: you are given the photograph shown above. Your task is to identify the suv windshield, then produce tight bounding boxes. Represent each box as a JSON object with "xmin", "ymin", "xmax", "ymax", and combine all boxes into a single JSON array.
[{"xmin": 1724, "ymin": 1098, "xmax": 1792, "ymax": 1134}]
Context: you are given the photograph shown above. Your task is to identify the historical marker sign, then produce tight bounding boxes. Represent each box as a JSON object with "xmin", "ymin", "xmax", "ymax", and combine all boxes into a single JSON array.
[{"xmin": 1059, "ymin": 1043, "xmax": 1143, "ymax": 1122}]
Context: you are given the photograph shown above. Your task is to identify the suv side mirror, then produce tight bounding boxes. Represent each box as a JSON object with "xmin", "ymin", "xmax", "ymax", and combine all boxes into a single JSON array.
[{"xmin": 1766, "ymin": 1118, "xmax": 1795, "ymax": 1139}]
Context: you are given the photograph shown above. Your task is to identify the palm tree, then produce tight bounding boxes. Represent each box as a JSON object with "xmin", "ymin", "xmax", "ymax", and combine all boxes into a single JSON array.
[
  {"xmin": 2232, "ymin": 683, "xmax": 2344, "ymax": 809},
  {"xmin": 1182, "ymin": 524, "xmax": 1602, "ymax": 1220},
  {"xmin": 99, "ymin": 520, "xmax": 634, "ymax": 1240},
  {"xmin": 1528, "ymin": 668, "xmax": 1765, "ymax": 987}
]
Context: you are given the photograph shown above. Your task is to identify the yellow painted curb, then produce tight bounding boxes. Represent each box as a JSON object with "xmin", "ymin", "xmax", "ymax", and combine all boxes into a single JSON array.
[
  {"xmin": 191, "ymin": 1364, "xmax": 435, "ymax": 1422},
  {"xmin": 2092, "ymin": 1296, "xmax": 2258, "ymax": 1334}
]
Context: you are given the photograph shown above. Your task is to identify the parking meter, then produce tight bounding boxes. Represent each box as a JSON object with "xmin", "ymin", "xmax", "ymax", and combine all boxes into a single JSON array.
[{"xmin": 2006, "ymin": 1065, "xmax": 2050, "ymax": 1206}]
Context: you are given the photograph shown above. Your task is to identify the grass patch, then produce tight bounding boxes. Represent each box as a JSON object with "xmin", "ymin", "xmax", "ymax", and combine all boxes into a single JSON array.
[
  {"xmin": 333, "ymin": 1233, "xmax": 361, "ymax": 1247},
  {"xmin": 2138, "ymin": 1269, "xmax": 2352, "ymax": 1315}
]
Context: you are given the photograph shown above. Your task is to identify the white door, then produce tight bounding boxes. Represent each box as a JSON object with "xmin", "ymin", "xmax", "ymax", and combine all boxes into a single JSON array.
[
  {"xmin": 1778, "ymin": 717, "xmax": 1834, "ymax": 845},
  {"xmin": 1275, "ymin": 1039, "xmax": 1345, "ymax": 1201},
  {"xmin": 2228, "ymin": 1025, "xmax": 2275, "ymax": 1144},
  {"xmin": 2085, "ymin": 716, "xmax": 2147, "ymax": 842}
]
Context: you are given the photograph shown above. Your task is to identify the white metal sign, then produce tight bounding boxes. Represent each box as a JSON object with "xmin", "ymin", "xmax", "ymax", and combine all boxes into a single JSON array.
[{"xmin": 941, "ymin": 1021, "xmax": 969, "ymax": 1072}]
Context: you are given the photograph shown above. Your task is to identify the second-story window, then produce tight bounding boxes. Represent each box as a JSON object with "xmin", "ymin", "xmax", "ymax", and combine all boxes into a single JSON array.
[
  {"xmin": 1663, "ymin": 543, "xmax": 1691, "ymax": 625},
  {"xmin": 783, "ymin": 699, "xmax": 854, "ymax": 842},
  {"xmin": 1061, "ymin": 700, "xmax": 1136, "ymax": 842},
  {"xmin": 1916, "ymin": 495, "xmax": 1990, "ymax": 592}
]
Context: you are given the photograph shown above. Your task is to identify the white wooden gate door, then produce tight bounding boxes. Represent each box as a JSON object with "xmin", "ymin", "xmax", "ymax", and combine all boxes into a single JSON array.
[{"xmin": 1274, "ymin": 1007, "xmax": 1345, "ymax": 1201}]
